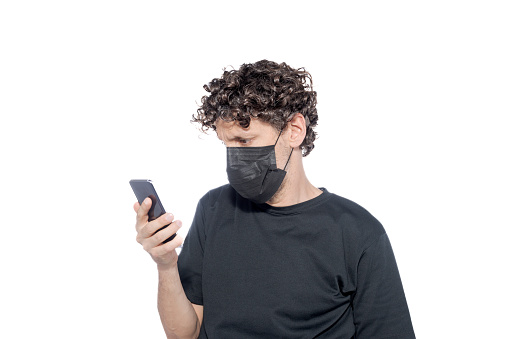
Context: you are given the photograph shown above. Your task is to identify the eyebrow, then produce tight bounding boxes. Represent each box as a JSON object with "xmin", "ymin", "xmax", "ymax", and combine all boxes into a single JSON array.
[{"xmin": 218, "ymin": 129, "xmax": 255, "ymax": 141}]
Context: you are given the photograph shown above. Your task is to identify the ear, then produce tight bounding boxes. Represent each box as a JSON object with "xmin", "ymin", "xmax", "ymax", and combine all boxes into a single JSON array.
[{"xmin": 286, "ymin": 113, "xmax": 307, "ymax": 149}]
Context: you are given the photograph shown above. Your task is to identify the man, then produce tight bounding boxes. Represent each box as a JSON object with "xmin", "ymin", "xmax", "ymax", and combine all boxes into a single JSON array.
[{"xmin": 133, "ymin": 60, "xmax": 415, "ymax": 338}]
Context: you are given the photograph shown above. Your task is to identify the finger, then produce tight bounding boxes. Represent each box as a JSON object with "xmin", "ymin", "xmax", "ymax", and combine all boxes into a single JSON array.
[
  {"xmin": 137, "ymin": 212, "xmax": 173, "ymax": 244},
  {"xmin": 149, "ymin": 234, "xmax": 184, "ymax": 257},
  {"xmin": 143, "ymin": 220, "xmax": 182, "ymax": 250},
  {"xmin": 133, "ymin": 201, "xmax": 140, "ymax": 213},
  {"xmin": 140, "ymin": 213, "xmax": 175, "ymax": 239},
  {"xmin": 135, "ymin": 198, "xmax": 152, "ymax": 231},
  {"xmin": 136, "ymin": 197, "xmax": 152, "ymax": 219}
]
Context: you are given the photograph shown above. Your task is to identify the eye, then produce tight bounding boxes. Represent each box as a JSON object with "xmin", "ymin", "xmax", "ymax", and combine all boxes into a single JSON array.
[{"xmin": 238, "ymin": 138, "xmax": 251, "ymax": 145}]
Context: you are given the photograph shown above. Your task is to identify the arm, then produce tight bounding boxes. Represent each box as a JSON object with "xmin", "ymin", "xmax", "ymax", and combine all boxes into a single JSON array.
[
  {"xmin": 352, "ymin": 233, "xmax": 415, "ymax": 339},
  {"xmin": 134, "ymin": 198, "xmax": 203, "ymax": 339},
  {"xmin": 157, "ymin": 266, "xmax": 203, "ymax": 339}
]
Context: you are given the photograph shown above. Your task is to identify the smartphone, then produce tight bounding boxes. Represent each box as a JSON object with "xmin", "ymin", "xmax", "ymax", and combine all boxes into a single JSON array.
[{"xmin": 129, "ymin": 179, "xmax": 176, "ymax": 244}]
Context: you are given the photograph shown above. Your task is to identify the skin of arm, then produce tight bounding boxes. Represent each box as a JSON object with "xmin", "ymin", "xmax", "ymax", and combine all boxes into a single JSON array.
[{"xmin": 134, "ymin": 198, "xmax": 204, "ymax": 339}]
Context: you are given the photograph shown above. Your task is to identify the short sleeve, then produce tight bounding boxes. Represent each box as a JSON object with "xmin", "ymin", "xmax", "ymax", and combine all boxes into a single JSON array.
[
  {"xmin": 177, "ymin": 199, "xmax": 207, "ymax": 305},
  {"xmin": 352, "ymin": 233, "xmax": 415, "ymax": 338}
]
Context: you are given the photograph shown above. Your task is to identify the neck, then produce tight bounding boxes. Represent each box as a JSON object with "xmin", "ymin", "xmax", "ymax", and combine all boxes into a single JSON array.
[{"xmin": 266, "ymin": 151, "xmax": 322, "ymax": 207}]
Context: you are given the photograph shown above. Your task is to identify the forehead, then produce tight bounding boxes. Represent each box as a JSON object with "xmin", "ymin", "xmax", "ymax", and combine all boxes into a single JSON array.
[{"xmin": 215, "ymin": 118, "xmax": 277, "ymax": 140}]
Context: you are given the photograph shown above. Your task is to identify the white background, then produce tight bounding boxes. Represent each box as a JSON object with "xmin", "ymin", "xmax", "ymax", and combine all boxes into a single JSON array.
[{"xmin": 1, "ymin": 1, "xmax": 508, "ymax": 338}]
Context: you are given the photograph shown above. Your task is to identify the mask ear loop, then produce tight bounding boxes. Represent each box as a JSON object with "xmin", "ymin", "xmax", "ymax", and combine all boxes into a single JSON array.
[
  {"xmin": 283, "ymin": 148, "xmax": 293, "ymax": 171},
  {"xmin": 275, "ymin": 128, "xmax": 293, "ymax": 171},
  {"xmin": 274, "ymin": 129, "xmax": 283, "ymax": 145}
]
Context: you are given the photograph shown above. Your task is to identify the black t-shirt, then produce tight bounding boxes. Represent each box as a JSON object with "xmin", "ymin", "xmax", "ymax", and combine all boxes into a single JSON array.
[{"xmin": 178, "ymin": 185, "xmax": 415, "ymax": 338}]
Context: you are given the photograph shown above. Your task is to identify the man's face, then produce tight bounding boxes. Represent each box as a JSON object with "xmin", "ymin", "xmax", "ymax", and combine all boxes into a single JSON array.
[{"xmin": 215, "ymin": 118, "xmax": 291, "ymax": 171}]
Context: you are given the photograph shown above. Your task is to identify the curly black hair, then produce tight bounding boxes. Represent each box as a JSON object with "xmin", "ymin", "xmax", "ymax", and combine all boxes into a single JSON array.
[{"xmin": 192, "ymin": 60, "xmax": 318, "ymax": 156}]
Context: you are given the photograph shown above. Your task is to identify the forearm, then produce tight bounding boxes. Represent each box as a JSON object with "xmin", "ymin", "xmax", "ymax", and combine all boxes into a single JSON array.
[{"xmin": 157, "ymin": 265, "xmax": 200, "ymax": 339}]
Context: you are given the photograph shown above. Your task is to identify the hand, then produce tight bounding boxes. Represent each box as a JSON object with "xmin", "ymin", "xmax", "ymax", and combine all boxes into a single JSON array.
[{"xmin": 134, "ymin": 197, "xmax": 184, "ymax": 270}]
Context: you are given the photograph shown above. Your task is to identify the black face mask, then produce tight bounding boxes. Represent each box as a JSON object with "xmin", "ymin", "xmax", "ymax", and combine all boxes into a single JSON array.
[{"xmin": 226, "ymin": 131, "xmax": 293, "ymax": 204}]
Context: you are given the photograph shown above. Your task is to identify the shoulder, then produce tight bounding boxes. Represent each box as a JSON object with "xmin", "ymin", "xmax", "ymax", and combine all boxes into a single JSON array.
[
  {"xmin": 323, "ymin": 190, "xmax": 387, "ymax": 249},
  {"xmin": 197, "ymin": 184, "xmax": 236, "ymax": 210}
]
